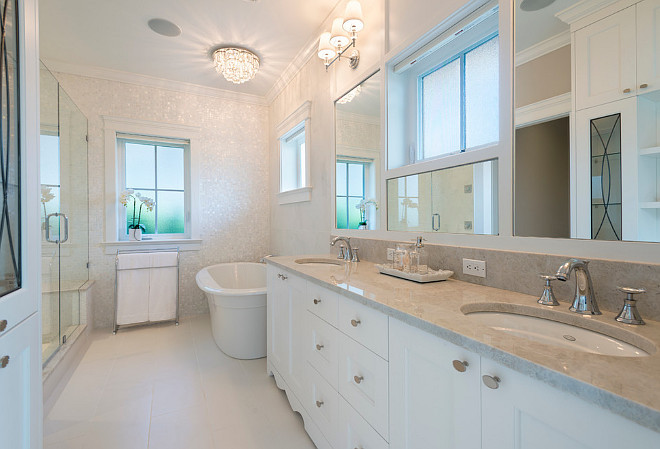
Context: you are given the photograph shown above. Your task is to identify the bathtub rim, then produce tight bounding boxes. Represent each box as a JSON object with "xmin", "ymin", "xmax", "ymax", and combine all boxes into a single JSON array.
[{"xmin": 195, "ymin": 262, "xmax": 266, "ymax": 296}]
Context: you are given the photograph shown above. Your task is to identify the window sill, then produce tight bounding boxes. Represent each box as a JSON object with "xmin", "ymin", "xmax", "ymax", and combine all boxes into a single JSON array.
[
  {"xmin": 101, "ymin": 239, "xmax": 202, "ymax": 255},
  {"xmin": 278, "ymin": 186, "xmax": 312, "ymax": 205}
]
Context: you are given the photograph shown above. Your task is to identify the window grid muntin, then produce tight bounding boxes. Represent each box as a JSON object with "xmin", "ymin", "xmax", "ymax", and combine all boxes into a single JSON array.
[{"xmin": 336, "ymin": 161, "xmax": 365, "ymax": 229}]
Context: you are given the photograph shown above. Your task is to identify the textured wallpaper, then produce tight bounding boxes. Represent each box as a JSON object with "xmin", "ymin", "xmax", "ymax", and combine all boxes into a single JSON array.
[{"xmin": 54, "ymin": 73, "xmax": 270, "ymax": 328}]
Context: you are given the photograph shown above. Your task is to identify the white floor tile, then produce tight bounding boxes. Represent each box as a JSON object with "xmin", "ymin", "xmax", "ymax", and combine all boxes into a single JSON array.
[{"xmin": 43, "ymin": 315, "xmax": 314, "ymax": 449}]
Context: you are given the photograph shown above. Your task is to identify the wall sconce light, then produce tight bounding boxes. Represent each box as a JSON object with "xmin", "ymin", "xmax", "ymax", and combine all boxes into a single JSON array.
[{"xmin": 317, "ymin": 0, "xmax": 364, "ymax": 70}]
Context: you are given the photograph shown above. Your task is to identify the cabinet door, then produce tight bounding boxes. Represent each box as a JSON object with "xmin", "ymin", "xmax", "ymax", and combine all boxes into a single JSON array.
[
  {"xmin": 389, "ymin": 319, "xmax": 480, "ymax": 449},
  {"xmin": 637, "ymin": 0, "xmax": 660, "ymax": 94},
  {"xmin": 481, "ymin": 358, "xmax": 660, "ymax": 449},
  {"xmin": 267, "ymin": 266, "xmax": 289, "ymax": 375},
  {"xmin": 286, "ymin": 274, "xmax": 307, "ymax": 399},
  {"xmin": 0, "ymin": 314, "xmax": 41, "ymax": 449},
  {"xmin": 575, "ymin": 6, "xmax": 636, "ymax": 110}
]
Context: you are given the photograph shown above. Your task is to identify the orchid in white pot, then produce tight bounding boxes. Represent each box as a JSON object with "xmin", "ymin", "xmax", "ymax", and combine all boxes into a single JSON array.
[
  {"xmin": 355, "ymin": 198, "xmax": 378, "ymax": 229},
  {"xmin": 119, "ymin": 189, "xmax": 155, "ymax": 241}
]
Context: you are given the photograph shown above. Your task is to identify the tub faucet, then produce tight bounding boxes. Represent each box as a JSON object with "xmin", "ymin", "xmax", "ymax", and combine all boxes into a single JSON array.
[
  {"xmin": 330, "ymin": 236, "xmax": 353, "ymax": 261},
  {"xmin": 555, "ymin": 258, "xmax": 601, "ymax": 315}
]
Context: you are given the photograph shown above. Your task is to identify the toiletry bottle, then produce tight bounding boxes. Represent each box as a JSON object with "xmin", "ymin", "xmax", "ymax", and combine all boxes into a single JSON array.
[{"xmin": 412, "ymin": 236, "xmax": 428, "ymax": 275}]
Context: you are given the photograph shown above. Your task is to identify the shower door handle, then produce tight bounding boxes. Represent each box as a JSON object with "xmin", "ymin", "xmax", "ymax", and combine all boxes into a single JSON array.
[
  {"xmin": 45, "ymin": 212, "xmax": 69, "ymax": 244},
  {"xmin": 432, "ymin": 213, "xmax": 440, "ymax": 231}
]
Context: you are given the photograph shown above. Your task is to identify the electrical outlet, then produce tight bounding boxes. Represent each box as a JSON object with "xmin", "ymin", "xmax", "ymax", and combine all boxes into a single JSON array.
[
  {"xmin": 463, "ymin": 258, "xmax": 486, "ymax": 278},
  {"xmin": 387, "ymin": 248, "xmax": 395, "ymax": 261}
]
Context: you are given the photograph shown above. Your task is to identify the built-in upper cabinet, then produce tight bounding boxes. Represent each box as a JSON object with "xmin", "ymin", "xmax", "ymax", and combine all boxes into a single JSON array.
[{"xmin": 575, "ymin": 0, "xmax": 660, "ymax": 111}]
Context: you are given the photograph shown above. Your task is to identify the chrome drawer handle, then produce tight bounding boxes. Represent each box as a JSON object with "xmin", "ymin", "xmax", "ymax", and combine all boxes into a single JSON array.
[
  {"xmin": 313, "ymin": 298, "xmax": 321, "ymax": 304},
  {"xmin": 316, "ymin": 400, "xmax": 324, "ymax": 408},
  {"xmin": 316, "ymin": 344, "xmax": 324, "ymax": 351},
  {"xmin": 482, "ymin": 374, "xmax": 500, "ymax": 389},
  {"xmin": 0, "ymin": 319, "xmax": 7, "ymax": 332},
  {"xmin": 354, "ymin": 375, "xmax": 364, "ymax": 384},
  {"xmin": 350, "ymin": 319, "xmax": 361, "ymax": 327},
  {"xmin": 452, "ymin": 360, "xmax": 469, "ymax": 372},
  {"xmin": 0, "ymin": 355, "xmax": 9, "ymax": 369}
]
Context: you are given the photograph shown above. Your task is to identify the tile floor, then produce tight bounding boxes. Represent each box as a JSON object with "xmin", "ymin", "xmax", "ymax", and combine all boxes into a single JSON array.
[{"xmin": 44, "ymin": 315, "xmax": 316, "ymax": 449}]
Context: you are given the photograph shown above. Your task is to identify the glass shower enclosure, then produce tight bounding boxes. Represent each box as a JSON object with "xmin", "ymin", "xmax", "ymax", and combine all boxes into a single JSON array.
[{"xmin": 40, "ymin": 63, "xmax": 89, "ymax": 364}]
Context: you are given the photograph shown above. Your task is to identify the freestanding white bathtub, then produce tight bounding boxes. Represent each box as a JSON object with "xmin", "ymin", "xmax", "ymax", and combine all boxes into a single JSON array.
[{"xmin": 195, "ymin": 262, "xmax": 266, "ymax": 359}]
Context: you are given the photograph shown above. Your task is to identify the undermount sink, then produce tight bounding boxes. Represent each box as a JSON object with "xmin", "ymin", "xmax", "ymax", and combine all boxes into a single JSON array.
[
  {"xmin": 461, "ymin": 303, "xmax": 655, "ymax": 358},
  {"xmin": 294, "ymin": 258, "xmax": 344, "ymax": 267}
]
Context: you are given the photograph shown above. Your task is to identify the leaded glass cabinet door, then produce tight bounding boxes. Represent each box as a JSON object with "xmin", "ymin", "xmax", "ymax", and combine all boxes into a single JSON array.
[{"xmin": 574, "ymin": 98, "xmax": 638, "ymax": 240}]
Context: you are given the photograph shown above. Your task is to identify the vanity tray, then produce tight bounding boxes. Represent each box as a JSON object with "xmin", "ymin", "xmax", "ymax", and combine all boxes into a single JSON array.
[{"xmin": 375, "ymin": 264, "xmax": 454, "ymax": 283}]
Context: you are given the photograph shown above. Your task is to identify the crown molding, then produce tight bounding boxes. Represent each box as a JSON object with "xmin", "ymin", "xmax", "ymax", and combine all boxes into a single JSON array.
[
  {"xmin": 555, "ymin": 0, "xmax": 625, "ymax": 27},
  {"xmin": 515, "ymin": 31, "xmax": 570, "ymax": 67},
  {"xmin": 515, "ymin": 92, "xmax": 571, "ymax": 128},
  {"xmin": 42, "ymin": 58, "xmax": 268, "ymax": 106}
]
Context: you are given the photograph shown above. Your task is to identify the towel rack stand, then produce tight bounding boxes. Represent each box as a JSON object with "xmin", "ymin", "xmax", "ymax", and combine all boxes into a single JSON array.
[{"xmin": 113, "ymin": 247, "xmax": 180, "ymax": 334}]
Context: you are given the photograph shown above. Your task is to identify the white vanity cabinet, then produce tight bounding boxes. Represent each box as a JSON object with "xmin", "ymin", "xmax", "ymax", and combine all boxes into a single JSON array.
[
  {"xmin": 389, "ymin": 319, "xmax": 481, "ymax": 449},
  {"xmin": 266, "ymin": 265, "xmax": 307, "ymax": 400},
  {"xmin": 480, "ymin": 358, "xmax": 660, "ymax": 449}
]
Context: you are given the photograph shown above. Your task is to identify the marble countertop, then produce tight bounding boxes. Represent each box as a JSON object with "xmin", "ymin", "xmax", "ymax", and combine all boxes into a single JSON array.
[{"xmin": 266, "ymin": 255, "xmax": 660, "ymax": 433}]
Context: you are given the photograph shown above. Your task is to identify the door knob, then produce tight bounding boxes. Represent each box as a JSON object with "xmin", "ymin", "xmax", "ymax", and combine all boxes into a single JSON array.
[
  {"xmin": 482, "ymin": 374, "xmax": 500, "ymax": 389},
  {"xmin": 0, "ymin": 319, "xmax": 7, "ymax": 332},
  {"xmin": 0, "ymin": 355, "xmax": 9, "ymax": 369},
  {"xmin": 452, "ymin": 360, "xmax": 469, "ymax": 372}
]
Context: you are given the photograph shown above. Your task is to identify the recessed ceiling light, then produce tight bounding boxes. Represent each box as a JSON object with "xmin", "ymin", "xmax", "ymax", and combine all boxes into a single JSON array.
[
  {"xmin": 520, "ymin": 0, "xmax": 555, "ymax": 11},
  {"xmin": 147, "ymin": 18, "xmax": 182, "ymax": 37}
]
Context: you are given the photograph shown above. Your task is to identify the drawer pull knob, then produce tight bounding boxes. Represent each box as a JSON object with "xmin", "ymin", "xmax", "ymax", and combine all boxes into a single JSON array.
[
  {"xmin": 452, "ymin": 360, "xmax": 469, "ymax": 372},
  {"xmin": 640, "ymin": 83, "xmax": 649, "ymax": 89},
  {"xmin": 313, "ymin": 298, "xmax": 321, "ymax": 305},
  {"xmin": 623, "ymin": 88, "xmax": 632, "ymax": 93},
  {"xmin": 482, "ymin": 374, "xmax": 500, "ymax": 390},
  {"xmin": 316, "ymin": 344, "xmax": 324, "ymax": 351},
  {"xmin": 354, "ymin": 375, "xmax": 364, "ymax": 384},
  {"xmin": 0, "ymin": 319, "xmax": 7, "ymax": 332},
  {"xmin": 350, "ymin": 319, "xmax": 361, "ymax": 327},
  {"xmin": 0, "ymin": 355, "xmax": 9, "ymax": 369},
  {"xmin": 316, "ymin": 400, "xmax": 324, "ymax": 408},
  {"xmin": 281, "ymin": 275, "xmax": 288, "ymax": 280}
]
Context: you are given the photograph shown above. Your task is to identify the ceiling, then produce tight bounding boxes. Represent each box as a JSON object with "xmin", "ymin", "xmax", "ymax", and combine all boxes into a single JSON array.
[
  {"xmin": 39, "ymin": 0, "xmax": 341, "ymax": 97},
  {"xmin": 515, "ymin": 0, "xmax": 575, "ymax": 52}
]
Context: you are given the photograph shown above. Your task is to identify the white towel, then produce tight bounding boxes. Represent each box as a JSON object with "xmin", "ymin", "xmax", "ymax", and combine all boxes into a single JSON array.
[
  {"xmin": 117, "ymin": 253, "xmax": 152, "ymax": 270},
  {"xmin": 151, "ymin": 251, "xmax": 178, "ymax": 268},
  {"xmin": 148, "ymin": 266, "xmax": 178, "ymax": 322},
  {"xmin": 116, "ymin": 264, "xmax": 150, "ymax": 325}
]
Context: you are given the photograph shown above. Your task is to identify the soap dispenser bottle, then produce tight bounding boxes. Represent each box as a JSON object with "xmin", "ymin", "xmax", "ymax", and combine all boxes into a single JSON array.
[{"xmin": 411, "ymin": 236, "xmax": 428, "ymax": 275}]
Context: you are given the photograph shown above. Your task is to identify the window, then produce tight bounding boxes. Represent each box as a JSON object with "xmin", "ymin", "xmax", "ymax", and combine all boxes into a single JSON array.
[
  {"xmin": 276, "ymin": 101, "xmax": 312, "ymax": 204},
  {"xmin": 397, "ymin": 175, "xmax": 419, "ymax": 228},
  {"xmin": 280, "ymin": 125, "xmax": 306, "ymax": 192},
  {"xmin": 420, "ymin": 34, "xmax": 499, "ymax": 160},
  {"xmin": 336, "ymin": 161, "xmax": 365, "ymax": 229},
  {"xmin": 117, "ymin": 135, "xmax": 190, "ymax": 239}
]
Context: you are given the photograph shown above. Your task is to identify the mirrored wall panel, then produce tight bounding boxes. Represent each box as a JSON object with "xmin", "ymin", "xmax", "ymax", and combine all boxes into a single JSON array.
[
  {"xmin": 387, "ymin": 160, "xmax": 498, "ymax": 234},
  {"xmin": 514, "ymin": 0, "xmax": 660, "ymax": 242},
  {"xmin": 335, "ymin": 71, "xmax": 381, "ymax": 230}
]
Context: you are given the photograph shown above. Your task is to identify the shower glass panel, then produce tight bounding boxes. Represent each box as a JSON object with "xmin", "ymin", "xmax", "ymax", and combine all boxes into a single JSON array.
[{"xmin": 40, "ymin": 63, "xmax": 89, "ymax": 364}]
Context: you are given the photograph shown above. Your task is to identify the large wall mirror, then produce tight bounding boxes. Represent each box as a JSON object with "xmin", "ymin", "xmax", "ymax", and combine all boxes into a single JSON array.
[
  {"xmin": 514, "ymin": 0, "xmax": 660, "ymax": 243},
  {"xmin": 335, "ymin": 71, "xmax": 381, "ymax": 230}
]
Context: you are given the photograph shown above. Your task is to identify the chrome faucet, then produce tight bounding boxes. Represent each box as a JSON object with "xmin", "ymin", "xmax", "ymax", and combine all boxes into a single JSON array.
[
  {"xmin": 330, "ymin": 236, "xmax": 353, "ymax": 261},
  {"xmin": 555, "ymin": 259, "xmax": 601, "ymax": 315}
]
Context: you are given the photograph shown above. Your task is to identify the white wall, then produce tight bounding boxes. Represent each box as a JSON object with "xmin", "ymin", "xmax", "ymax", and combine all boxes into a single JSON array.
[{"xmin": 54, "ymin": 73, "xmax": 270, "ymax": 328}]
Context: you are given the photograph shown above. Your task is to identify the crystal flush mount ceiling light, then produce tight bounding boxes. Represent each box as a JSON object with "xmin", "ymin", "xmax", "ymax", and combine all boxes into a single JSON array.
[{"xmin": 213, "ymin": 47, "xmax": 260, "ymax": 84}]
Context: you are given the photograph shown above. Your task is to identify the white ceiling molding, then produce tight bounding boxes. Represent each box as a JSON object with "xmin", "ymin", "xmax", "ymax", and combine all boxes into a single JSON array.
[
  {"xmin": 515, "ymin": 92, "xmax": 571, "ymax": 128},
  {"xmin": 265, "ymin": 38, "xmax": 319, "ymax": 105},
  {"xmin": 43, "ymin": 58, "xmax": 268, "ymax": 106},
  {"xmin": 555, "ymin": 0, "xmax": 628, "ymax": 27},
  {"xmin": 515, "ymin": 31, "xmax": 571, "ymax": 67}
]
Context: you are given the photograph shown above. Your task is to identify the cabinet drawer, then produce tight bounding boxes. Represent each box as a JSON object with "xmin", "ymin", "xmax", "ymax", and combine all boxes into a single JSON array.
[
  {"xmin": 306, "ymin": 311, "xmax": 339, "ymax": 389},
  {"xmin": 307, "ymin": 282, "xmax": 339, "ymax": 326},
  {"xmin": 306, "ymin": 362, "xmax": 339, "ymax": 448},
  {"xmin": 338, "ymin": 397, "xmax": 389, "ymax": 449},
  {"xmin": 338, "ymin": 332, "xmax": 389, "ymax": 441},
  {"xmin": 338, "ymin": 296, "xmax": 388, "ymax": 360}
]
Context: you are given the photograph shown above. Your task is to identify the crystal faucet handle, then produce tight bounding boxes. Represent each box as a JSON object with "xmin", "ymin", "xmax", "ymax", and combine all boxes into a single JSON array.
[
  {"xmin": 615, "ymin": 286, "xmax": 646, "ymax": 325},
  {"xmin": 537, "ymin": 274, "xmax": 559, "ymax": 306}
]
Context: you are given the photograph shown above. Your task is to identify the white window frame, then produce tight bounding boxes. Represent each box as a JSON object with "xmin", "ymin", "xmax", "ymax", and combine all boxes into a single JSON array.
[
  {"xmin": 103, "ymin": 116, "xmax": 201, "ymax": 252},
  {"xmin": 116, "ymin": 135, "xmax": 190, "ymax": 240},
  {"xmin": 276, "ymin": 101, "xmax": 312, "ymax": 204}
]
